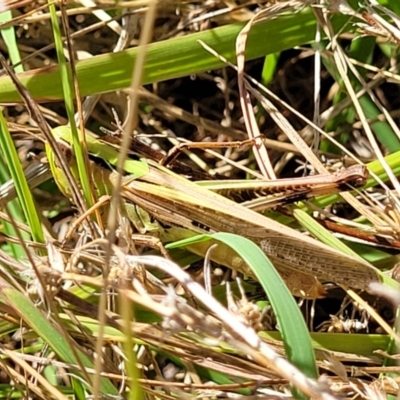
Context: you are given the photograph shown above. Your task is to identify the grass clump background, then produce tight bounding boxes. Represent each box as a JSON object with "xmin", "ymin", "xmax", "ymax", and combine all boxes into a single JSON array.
[{"xmin": 0, "ymin": 0, "xmax": 399, "ymax": 399}]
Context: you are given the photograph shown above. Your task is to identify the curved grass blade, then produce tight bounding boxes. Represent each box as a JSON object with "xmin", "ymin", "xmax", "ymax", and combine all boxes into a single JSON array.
[
  {"xmin": 166, "ymin": 231, "xmax": 318, "ymax": 398},
  {"xmin": 0, "ymin": 153, "xmax": 28, "ymax": 259}
]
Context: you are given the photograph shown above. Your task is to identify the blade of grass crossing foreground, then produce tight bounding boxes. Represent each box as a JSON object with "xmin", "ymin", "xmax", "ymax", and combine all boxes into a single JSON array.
[
  {"xmin": 48, "ymin": 1, "xmax": 95, "ymax": 212},
  {"xmin": 0, "ymin": 11, "xmax": 31, "ymax": 259},
  {"xmin": 0, "ymin": 111, "xmax": 44, "ymax": 245},
  {"xmin": 166, "ymin": 232, "xmax": 318, "ymax": 399},
  {"xmin": 0, "ymin": 155, "xmax": 27, "ymax": 259}
]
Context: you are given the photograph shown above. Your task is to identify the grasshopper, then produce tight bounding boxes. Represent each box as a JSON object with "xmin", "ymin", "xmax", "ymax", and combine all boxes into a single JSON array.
[{"xmin": 119, "ymin": 158, "xmax": 378, "ymax": 297}]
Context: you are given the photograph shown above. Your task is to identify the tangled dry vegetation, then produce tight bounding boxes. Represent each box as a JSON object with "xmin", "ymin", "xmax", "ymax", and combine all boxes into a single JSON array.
[{"xmin": 0, "ymin": 0, "xmax": 400, "ymax": 399}]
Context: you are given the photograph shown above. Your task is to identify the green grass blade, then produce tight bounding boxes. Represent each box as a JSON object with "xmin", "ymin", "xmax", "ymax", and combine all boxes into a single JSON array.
[
  {"xmin": 0, "ymin": 10, "xmax": 23, "ymax": 74},
  {"xmin": 0, "ymin": 9, "xmax": 38, "ymax": 256},
  {"xmin": 261, "ymin": 53, "xmax": 279, "ymax": 86},
  {"xmin": 0, "ymin": 11, "xmax": 351, "ymax": 103},
  {"xmin": 0, "ymin": 111, "xmax": 44, "ymax": 245},
  {"xmin": 0, "ymin": 153, "xmax": 28, "ymax": 259},
  {"xmin": 48, "ymin": 1, "xmax": 94, "ymax": 210},
  {"xmin": 166, "ymin": 232, "xmax": 318, "ymax": 399}
]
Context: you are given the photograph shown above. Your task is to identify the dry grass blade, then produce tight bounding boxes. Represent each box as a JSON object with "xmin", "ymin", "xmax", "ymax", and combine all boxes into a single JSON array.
[{"xmin": 0, "ymin": 0, "xmax": 36, "ymax": 12}]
